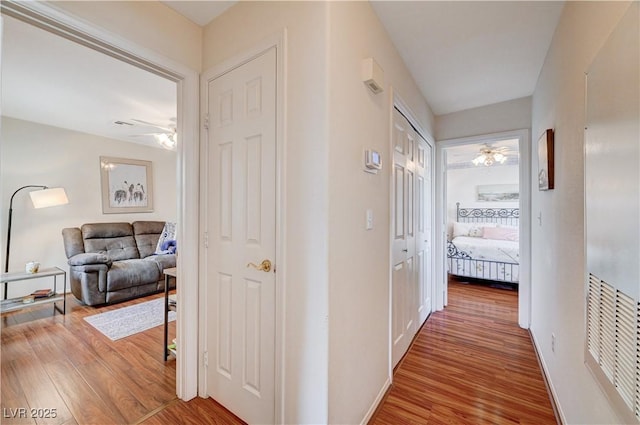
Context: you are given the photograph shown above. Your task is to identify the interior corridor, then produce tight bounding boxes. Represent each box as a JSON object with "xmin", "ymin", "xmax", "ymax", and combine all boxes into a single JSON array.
[{"xmin": 370, "ymin": 277, "xmax": 556, "ymax": 424}]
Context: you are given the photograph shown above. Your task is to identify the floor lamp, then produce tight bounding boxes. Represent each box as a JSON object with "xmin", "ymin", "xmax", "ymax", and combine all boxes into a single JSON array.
[{"xmin": 4, "ymin": 185, "xmax": 69, "ymax": 274}]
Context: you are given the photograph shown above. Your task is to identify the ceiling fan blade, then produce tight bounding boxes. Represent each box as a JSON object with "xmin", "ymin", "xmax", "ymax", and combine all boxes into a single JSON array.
[
  {"xmin": 129, "ymin": 133, "xmax": 162, "ymax": 137},
  {"xmin": 130, "ymin": 118, "xmax": 173, "ymax": 132}
]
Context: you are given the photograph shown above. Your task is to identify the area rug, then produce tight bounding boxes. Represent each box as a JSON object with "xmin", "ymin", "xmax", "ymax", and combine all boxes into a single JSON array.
[{"xmin": 84, "ymin": 298, "xmax": 176, "ymax": 341}]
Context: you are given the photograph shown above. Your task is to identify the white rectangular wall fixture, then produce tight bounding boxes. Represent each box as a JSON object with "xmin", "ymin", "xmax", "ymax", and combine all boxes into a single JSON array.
[{"xmin": 362, "ymin": 57, "xmax": 384, "ymax": 94}]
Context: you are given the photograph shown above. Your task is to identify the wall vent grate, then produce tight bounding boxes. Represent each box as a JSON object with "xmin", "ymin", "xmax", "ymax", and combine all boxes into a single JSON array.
[
  {"xmin": 616, "ymin": 290, "xmax": 636, "ymax": 410},
  {"xmin": 588, "ymin": 274, "xmax": 601, "ymax": 361},
  {"xmin": 587, "ymin": 273, "xmax": 639, "ymax": 420},
  {"xmin": 599, "ymin": 280, "xmax": 616, "ymax": 381}
]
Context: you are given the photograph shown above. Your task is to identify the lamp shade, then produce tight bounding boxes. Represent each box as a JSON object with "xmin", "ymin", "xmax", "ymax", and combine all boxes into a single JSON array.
[{"xmin": 29, "ymin": 187, "xmax": 69, "ymax": 209}]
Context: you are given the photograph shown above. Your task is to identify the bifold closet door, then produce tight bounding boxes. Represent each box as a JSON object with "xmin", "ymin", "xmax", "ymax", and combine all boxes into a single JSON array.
[{"xmin": 391, "ymin": 108, "xmax": 417, "ymax": 367}]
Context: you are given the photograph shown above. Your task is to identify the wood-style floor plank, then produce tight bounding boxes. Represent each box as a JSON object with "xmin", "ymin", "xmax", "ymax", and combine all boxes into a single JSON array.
[
  {"xmin": 10, "ymin": 355, "xmax": 74, "ymax": 425},
  {"xmin": 1, "ymin": 292, "xmax": 244, "ymax": 425},
  {"xmin": 138, "ymin": 396, "xmax": 244, "ymax": 425},
  {"xmin": 370, "ymin": 278, "xmax": 557, "ymax": 425}
]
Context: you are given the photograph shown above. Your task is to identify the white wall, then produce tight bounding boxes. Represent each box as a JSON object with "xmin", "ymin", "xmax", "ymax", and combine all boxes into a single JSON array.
[
  {"xmin": 203, "ymin": 3, "xmax": 330, "ymax": 423},
  {"xmin": 326, "ymin": 2, "xmax": 434, "ymax": 424},
  {"xmin": 203, "ymin": 2, "xmax": 436, "ymax": 422},
  {"xmin": 447, "ymin": 165, "xmax": 519, "ymax": 223},
  {"xmin": 530, "ymin": 1, "xmax": 633, "ymax": 423},
  {"xmin": 436, "ymin": 96, "xmax": 532, "ymax": 141},
  {"xmin": 55, "ymin": 1, "xmax": 202, "ymax": 72},
  {"xmin": 0, "ymin": 117, "xmax": 177, "ymax": 297}
]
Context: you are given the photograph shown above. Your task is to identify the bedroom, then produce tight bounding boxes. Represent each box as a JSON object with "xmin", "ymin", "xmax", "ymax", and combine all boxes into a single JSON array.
[{"xmin": 445, "ymin": 138, "xmax": 521, "ymax": 292}]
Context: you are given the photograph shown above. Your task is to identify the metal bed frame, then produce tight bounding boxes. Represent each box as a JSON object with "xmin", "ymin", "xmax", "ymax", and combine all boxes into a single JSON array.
[{"xmin": 447, "ymin": 202, "xmax": 519, "ymax": 283}]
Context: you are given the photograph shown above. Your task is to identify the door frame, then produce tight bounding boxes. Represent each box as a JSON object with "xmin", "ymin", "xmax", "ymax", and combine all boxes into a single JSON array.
[
  {"xmin": 388, "ymin": 88, "xmax": 436, "ymax": 378},
  {"xmin": 436, "ymin": 129, "xmax": 531, "ymax": 328},
  {"xmin": 1, "ymin": 0, "xmax": 200, "ymax": 398},
  {"xmin": 199, "ymin": 32, "xmax": 286, "ymax": 422}
]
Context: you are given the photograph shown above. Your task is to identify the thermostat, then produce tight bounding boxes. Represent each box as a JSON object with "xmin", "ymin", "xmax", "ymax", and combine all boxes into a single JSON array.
[{"xmin": 364, "ymin": 149, "xmax": 382, "ymax": 174}]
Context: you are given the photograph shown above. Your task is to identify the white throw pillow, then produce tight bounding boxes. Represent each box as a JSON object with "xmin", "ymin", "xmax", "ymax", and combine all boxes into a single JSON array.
[{"xmin": 155, "ymin": 222, "xmax": 177, "ymax": 254}]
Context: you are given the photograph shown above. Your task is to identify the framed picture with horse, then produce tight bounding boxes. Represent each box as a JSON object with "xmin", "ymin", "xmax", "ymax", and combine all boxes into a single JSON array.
[{"xmin": 100, "ymin": 156, "xmax": 154, "ymax": 213}]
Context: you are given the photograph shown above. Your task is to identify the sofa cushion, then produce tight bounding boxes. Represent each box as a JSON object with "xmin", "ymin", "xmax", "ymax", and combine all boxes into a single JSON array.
[
  {"xmin": 106, "ymin": 259, "xmax": 160, "ymax": 291},
  {"xmin": 82, "ymin": 223, "xmax": 139, "ymax": 261},
  {"xmin": 132, "ymin": 221, "xmax": 165, "ymax": 258},
  {"xmin": 144, "ymin": 254, "xmax": 177, "ymax": 272},
  {"xmin": 62, "ymin": 227, "xmax": 85, "ymax": 258},
  {"xmin": 68, "ymin": 253, "xmax": 112, "ymax": 267}
]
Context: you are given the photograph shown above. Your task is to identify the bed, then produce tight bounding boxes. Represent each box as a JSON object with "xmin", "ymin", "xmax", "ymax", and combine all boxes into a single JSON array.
[{"xmin": 447, "ymin": 203, "xmax": 520, "ymax": 283}]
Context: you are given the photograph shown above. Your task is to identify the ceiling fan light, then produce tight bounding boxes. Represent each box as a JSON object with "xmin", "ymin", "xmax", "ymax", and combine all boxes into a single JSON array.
[
  {"xmin": 154, "ymin": 133, "xmax": 176, "ymax": 150},
  {"xmin": 472, "ymin": 147, "xmax": 508, "ymax": 166},
  {"xmin": 472, "ymin": 154, "xmax": 486, "ymax": 166}
]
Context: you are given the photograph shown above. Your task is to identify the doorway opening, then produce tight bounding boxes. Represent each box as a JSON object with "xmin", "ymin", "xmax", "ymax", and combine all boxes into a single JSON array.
[
  {"xmin": 1, "ymin": 0, "xmax": 200, "ymax": 399},
  {"xmin": 436, "ymin": 130, "xmax": 531, "ymax": 328}
]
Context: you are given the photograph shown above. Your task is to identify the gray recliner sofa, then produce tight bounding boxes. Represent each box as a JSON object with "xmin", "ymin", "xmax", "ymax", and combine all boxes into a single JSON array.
[{"xmin": 62, "ymin": 221, "xmax": 176, "ymax": 306}]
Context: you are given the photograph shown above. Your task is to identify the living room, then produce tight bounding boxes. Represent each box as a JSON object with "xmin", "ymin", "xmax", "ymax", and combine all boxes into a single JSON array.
[
  {"xmin": 1, "ymin": 15, "xmax": 179, "ymax": 301},
  {"xmin": 0, "ymin": 12, "xmax": 191, "ymax": 424}
]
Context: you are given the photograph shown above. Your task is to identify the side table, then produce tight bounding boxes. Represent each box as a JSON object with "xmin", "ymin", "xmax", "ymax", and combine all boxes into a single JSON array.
[
  {"xmin": 1, "ymin": 267, "xmax": 67, "ymax": 314},
  {"xmin": 163, "ymin": 267, "xmax": 177, "ymax": 360}
]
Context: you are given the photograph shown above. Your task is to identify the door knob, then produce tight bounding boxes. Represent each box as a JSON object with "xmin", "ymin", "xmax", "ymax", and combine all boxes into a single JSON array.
[{"xmin": 247, "ymin": 259, "xmax": 272, "ymax": 273}]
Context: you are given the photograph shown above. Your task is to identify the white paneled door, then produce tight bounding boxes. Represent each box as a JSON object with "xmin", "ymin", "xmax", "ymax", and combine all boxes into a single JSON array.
[
  {"xmin": 205, "ymin": 48, "xmax": 276, "ymax": 424},
  {"xmin": 391, "ymin": 107, "xmax": 433, "ymax": 368},
  {"xmin": 416, "ymin": 136, "xmax": 433, "ymax": 324},
  {"xmin": 391, "ymin": 108, "xmax": 416, "ymax": 367}
]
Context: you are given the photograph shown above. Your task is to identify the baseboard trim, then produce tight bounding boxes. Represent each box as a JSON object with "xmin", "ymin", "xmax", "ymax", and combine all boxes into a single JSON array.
[
  {"xmin": 361, "ymin": 377, "xmax": 391, "ymax": 425},
  {"xmin": 529, "ymin": 330, "xmax": 565, "ymax": 425}
]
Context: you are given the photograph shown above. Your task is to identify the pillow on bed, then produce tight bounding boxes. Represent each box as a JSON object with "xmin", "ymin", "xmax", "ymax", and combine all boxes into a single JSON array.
[
  {"xmin": 482, "ymin": 226, "xmax": 518, "ymax": 241},
  {"xmin": 452, "ymin": 222, "xmax": 496, "ymax": 238}
]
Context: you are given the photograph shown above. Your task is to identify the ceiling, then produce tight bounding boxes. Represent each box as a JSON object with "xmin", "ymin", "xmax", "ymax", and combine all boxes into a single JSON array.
[
  {"xmin": 1, "ymin": 1, "xmax": 564, "ymax": 148},
  {"xmin": 446, "ymin": 138, "xmax": 520, "ymax": 168},
  {"xmin": 161, "ymin": 1, "xmax": 236, "ymax": 26},
  {"xmin": 371, "ymin": 1, "xmax": 564, "ymax": 115},
  {"xmin": 1, "ymin": 15, "xmax": 177, "ymax": 149},
  {"xmin": 164, "ymin": 1, "xmax": 565, "ymax": 116}
]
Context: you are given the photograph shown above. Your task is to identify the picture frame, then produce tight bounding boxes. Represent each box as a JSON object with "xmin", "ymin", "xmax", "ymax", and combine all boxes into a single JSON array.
[
  {"xmin": 100, "ymin": 156, "xmax": 154, "ymax": 213},
  {"xmin": 537, "ymin": 129, "xmax": 554, "ymax": 190},
  {"xmin": 476, "ymin": 184, "xmax": 519, "ymax": 202}
]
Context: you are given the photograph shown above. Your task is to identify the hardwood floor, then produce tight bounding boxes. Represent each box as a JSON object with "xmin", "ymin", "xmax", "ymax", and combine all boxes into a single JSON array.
[
  {"xmin": 1, "ymin": 292, "xmax": 244, "ymax": 425},
  {"xmin": 3, "ymin": 280, "xmax": 555, "ymax": 424},
  {"xmin": 370, "ymin": 278, "xmax": 557, "ymax": 425}
]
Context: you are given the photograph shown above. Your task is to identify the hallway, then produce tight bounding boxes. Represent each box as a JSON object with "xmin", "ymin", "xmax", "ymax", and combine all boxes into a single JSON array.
[{"xmin": 371, "ymin": 278, "xmax": 557, "ymax": 424}]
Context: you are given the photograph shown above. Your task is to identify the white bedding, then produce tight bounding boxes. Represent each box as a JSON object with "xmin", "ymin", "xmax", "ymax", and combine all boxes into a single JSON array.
[{"xmin": 450, "ymin": 236, "xmax": 519, "ymax": 264}]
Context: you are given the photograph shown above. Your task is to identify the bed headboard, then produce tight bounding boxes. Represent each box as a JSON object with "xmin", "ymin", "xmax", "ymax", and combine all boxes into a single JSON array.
[{"xmin": 456, "ymin": 202, "xmax": 519, "ymax": 226}]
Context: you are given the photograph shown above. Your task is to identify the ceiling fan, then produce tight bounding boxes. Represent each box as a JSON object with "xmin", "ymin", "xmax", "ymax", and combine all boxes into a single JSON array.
[
  {"xmin": 115, "ymin": 118, "xmax": 177, "ymax": 150},
  {"xmin": 472, "ymin": 144, "xmax": 511, "ymax": 166}
]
